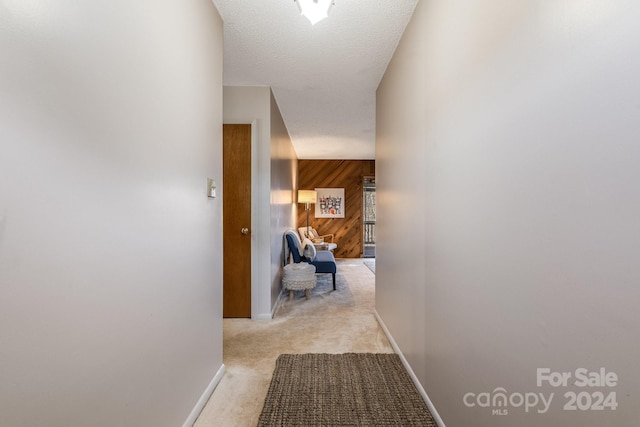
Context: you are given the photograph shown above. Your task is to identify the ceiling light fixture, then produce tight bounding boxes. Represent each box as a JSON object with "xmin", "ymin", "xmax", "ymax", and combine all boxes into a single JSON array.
[{"xmin": 295, "ymin": 0, "xmax": 334, "ymax": 25}]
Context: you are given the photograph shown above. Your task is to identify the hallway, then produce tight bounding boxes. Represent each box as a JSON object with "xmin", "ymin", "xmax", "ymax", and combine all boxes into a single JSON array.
[
  {"xmin": 195, "ymin": 259, "xmax": 391, "ymax": 426},
  {"xmin": 3, "ymin": 2, "xmax": 639, "ymax": 425}
]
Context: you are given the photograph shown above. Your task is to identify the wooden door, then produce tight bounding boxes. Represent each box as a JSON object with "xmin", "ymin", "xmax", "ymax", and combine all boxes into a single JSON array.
[{"xmin": 223, "ymin": 124, "xmax": 252, "ymax": 318}]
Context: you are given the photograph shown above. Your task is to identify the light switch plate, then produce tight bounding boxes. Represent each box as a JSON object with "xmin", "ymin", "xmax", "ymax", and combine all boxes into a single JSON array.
[{"xmin": 207, "ymin": 178, "xmax": 217, "ymax": 198}]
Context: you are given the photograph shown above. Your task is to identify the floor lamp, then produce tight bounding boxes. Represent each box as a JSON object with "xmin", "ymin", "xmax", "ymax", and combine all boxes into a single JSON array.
[{"xmin": 298, "ymin": 189, "xmax": 317, "ymax": 238}]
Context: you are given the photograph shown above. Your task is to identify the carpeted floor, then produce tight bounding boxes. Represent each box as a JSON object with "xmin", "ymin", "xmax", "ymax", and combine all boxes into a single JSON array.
[
  {"xmin": 195, "ymin": 259, "xmax": 393, "ymax": 427},
  {"xmin": 258, "ymin": 353, "xmax": 437, "ymax": 427}
]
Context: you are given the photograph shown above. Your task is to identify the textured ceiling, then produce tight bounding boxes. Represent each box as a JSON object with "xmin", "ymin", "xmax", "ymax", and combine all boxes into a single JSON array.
[{"xmin": 212, "ymin": 0, "xmax": 418, "ymax": 159}]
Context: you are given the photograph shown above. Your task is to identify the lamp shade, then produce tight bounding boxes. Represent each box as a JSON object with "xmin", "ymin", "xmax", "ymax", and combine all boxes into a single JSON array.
[
  {"xmin": 298, "ymin": 190, "xmax": 317, "ymax": 204},
  {"xmin": 296, "ymin": 0, "xmax": 333, "ymax": 25}
]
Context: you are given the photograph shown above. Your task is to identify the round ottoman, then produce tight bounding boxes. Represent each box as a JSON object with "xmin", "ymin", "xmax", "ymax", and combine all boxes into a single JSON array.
[{"xmin": 283, "ymin": 263, "xmax": 317, "ymax": 300}]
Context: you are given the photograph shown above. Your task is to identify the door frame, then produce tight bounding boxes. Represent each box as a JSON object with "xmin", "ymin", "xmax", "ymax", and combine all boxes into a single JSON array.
[{"xmin": 363, "ymin": 176, "xmax": 376, "ymax": 258}]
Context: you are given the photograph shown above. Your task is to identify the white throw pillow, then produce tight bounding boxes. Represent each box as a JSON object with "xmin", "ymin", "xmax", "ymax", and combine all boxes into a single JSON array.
[{"xmin": 302, "ymin": 238, "xmax": 316, "ymax": 260}]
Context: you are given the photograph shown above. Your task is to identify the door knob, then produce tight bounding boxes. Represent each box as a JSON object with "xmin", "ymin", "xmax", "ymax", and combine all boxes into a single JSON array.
[{"xmin": 241, "ymin": 227, "xmax": 249, "ymax": 235}]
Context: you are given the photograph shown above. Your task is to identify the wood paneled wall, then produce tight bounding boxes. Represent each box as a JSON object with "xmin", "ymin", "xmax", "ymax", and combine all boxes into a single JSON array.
[{"xmin": 298, "ymin": 160, "xmax": 375, "ymax": 258}]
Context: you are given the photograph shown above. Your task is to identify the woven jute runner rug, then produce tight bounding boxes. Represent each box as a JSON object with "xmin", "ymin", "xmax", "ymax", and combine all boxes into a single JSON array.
[{"xmin": 257, "ymin": 353, "xmax": 437, "ymax": 426}]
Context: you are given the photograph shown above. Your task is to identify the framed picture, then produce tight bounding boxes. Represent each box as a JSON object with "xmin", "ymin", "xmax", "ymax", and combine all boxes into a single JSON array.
[{"xmin": 315, "ymin": 188, "xmax": 345, "ymax": 218}]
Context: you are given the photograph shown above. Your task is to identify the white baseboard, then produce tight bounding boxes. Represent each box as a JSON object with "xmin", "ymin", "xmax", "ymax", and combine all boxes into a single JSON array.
[
  {"xmin": 269, "ymin": 287, "xmax": 287, "ymax": 319},
  {"xmin": 182, "ymin": 364, "xmax": 226, "ymax": 427},
  {"xmin": 253, "ymin": 312, "xmax": 273, "ymax": 320},
  {"xmin": 252, "ymin": 287, "xmax": 287, "ymax": 320},
  {"xmin": 374, "ymin": 310, "xmax": 446, "ymax": 427},
  {"xmin": 252, "ymin": 284, "xmax": 288, "ymax": 320}
]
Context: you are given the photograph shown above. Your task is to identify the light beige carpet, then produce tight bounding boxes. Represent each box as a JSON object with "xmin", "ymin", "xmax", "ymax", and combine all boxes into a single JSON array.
[{"xmin": 195, "ymin": 259, "xmax": 392, "ymax": 427}]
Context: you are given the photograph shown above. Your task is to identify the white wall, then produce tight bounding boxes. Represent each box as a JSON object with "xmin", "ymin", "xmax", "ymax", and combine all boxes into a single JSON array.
[
  {"xmin": 0, "ymin": 1, "xmax": 224, "ymax": 426},
  {"xmin": 223, "ymin": 86, "xmax": 272, "ymax": 319},
  {"xmin": 376, "ymin": 1, "xmax": 640, "ymax": 426},
  {"xmin": 223, "ymin": 87, "xmax": 297, "ymax": 318},
  {"xmin": 270, "ymin": 91, "xmax": 298, "ymax": 307}
]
